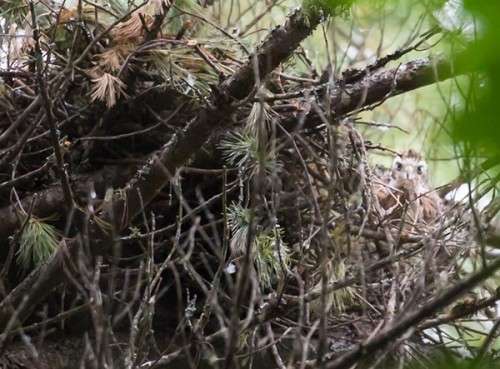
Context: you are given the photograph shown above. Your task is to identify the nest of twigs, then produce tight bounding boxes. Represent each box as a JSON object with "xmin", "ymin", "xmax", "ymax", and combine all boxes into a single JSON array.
[
  {"xmin": 0, "ymin": 1, "xmax": 495, "ymax": 368},
  {"xmin": 217, "ymin": 116, "xmax": 479, "ymax": 362}
]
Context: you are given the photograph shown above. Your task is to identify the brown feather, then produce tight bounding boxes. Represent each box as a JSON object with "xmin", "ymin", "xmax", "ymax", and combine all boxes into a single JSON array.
[{"xmin": 375, "ymin": 150, "xmax": 442, "ymax": 226}]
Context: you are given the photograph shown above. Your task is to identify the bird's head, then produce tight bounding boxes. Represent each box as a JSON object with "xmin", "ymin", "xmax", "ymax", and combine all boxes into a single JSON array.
[{"xmin": 391, "ymin": 149, "xmax": 428, "ymax": 189}]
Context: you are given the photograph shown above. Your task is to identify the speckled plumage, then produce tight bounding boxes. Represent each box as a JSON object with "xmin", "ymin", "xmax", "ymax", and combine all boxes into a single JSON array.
[{"xmin": 375, "ymin": 149, "xmax": 442, "ymax": 225}]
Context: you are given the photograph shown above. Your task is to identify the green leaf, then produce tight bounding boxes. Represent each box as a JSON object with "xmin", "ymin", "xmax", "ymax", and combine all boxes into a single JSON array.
[{"xmin": 447, "ymin": 1, "xmax": 500, "ymax": 161}]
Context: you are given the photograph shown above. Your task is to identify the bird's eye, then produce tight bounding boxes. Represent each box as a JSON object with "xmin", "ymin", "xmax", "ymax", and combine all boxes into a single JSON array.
[
  {"xmin": 417, "ymin": 165, "xmax": 424, "ymax": 174},
  {"xmin": 396, "ymin": 162, "xmax": 402, "ymax": 171}
]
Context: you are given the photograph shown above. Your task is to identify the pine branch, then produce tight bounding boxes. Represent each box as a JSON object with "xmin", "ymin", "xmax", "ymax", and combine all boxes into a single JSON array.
[{"xmin": 0, "ymin": 6, "xmax": 325, "ymax": 332}]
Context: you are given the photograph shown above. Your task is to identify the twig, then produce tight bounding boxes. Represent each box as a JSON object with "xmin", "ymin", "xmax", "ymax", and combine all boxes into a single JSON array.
[{"xmin": 29, "ymin": 1, "xmax": 74, "ymax": 210}]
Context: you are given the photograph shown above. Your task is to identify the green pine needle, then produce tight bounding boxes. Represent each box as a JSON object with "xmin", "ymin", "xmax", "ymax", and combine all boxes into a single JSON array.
[
  {"xmin": 227, "ymin": 204, "xmax": 289, "ymax": 289},
  {"xmin": 17, "ymin": 218, "xmax": 60, "ymax": 269},
  {"xmin": 227, "ymin": 203, "xmax": 251, "ymax": 255},
  {"xmin": 0, "ymin": 0, "xmax": 28, "ymax": 24},
  {"xmin": 254, "ymin": 227, "xmax": 289, "ymax": 289},
  {"xmin": 219, "ymin": 131, "xmax": 281, "ymax": 177}
]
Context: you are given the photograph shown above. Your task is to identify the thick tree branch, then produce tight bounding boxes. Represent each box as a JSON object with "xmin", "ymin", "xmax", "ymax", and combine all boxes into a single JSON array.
[
  {"xmin": 0, "ymin": 55, "xmax": 467, "ymax": 238},
  {"xmin": 330, "ymin": 56, "xmax": 464, "ymax": 116}
]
